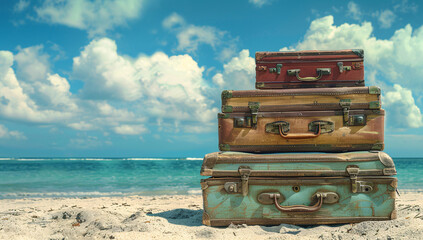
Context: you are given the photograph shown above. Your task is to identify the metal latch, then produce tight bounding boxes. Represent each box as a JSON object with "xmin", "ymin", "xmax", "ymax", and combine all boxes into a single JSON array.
[
  {"xmin": 346, "ymin": 166, "xmax": 373, "ymax": 193},
  {"xmin": 337, "ymin": 62, "xmax": 351, "ymax": 73},
  {"xmin": 224, "ymin": 182, "xmax": 238, "ymax": 193},
  {"xmin": 233, "ymin": 117, "xmax": 253, "ymax": 128},
  {"xmin": 248, "ymin": 102, "xmax": 260, "ymax": 128},
  {"xmin": 340, "ymin": 99, "xmax": 351, "ymax": 125},
  {"xmin": 349, "ymin": 115, "xmax": 366, "ymax": 126},
  {"xmin": 265, "ymin": 121, "xmax": 290, "ymax": 134},
  {"xmin": 238, "ymin": 166, "xmax": 251, "ymax": 196},
  {"xmin": 269, "ymin": 64, "xmax": 282, "ymax": 74},
  {"xmin": 308, "ymin": 120, "xmax": 334, "ymax": 134}
]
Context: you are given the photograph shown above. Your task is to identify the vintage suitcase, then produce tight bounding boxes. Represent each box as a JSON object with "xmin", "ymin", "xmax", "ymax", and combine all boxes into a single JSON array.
[
  {"xmin": 201, "ymin": 152, "xmax": 397, "ymax": 226},
  {"xmin": 219, "ymin": 86, "xmax": 384, "ymax": 153},
  {"xmin": 255, "ymin": 49, "xmax": 364, "ymax": 89}
]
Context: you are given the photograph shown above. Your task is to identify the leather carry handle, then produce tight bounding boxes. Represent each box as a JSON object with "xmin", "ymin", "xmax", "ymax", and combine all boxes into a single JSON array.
[
  {"xmin": 287, "ymin": 68, "xmax": 331, "ymax": 82},
  {"xmin": 273, "ymin": 193, "xmax": 324, "ymax": 213},
  {"xmin": 278, "ymin": 123, "xmax": 321, "ymax": 139}
]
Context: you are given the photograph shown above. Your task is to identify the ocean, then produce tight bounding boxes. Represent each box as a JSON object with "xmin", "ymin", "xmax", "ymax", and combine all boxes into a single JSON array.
[{"xmin": 0, "ymin": 157, "xmax": 421, "ymax": 199}]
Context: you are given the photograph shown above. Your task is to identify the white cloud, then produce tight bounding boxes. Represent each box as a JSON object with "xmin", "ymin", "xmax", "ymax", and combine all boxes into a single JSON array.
[
  {"xmin": 394, "ymin": 0, "xmax": 418, "ymax": 13},
  {"xmin": 383, "ymin": 84, "xmax": 423, "ymax": 129},
  {"xmin": 0, "ymin": 50, "xmax": 72, "ymax": 123},
  {"xmin": 212, "ymin": 49, "xmax": 255, "ymax": 90},
  {"xmin": 14, "ymin": 46, "xmax": 77, "ymax": 111},
  {"xmin": 14, "ymin": 0, "xmax": 30, "ymax": 12},
  {"xmin": 73, "ymin": 38, "xmax": 141, "ymax": 101},
  {"xmin": 347, "ymin": 2, "xmax": 361, "ymax": 20},
  {"xmin": 35, "ymin": 0, "xmax": 144, "ymax": 37},
  {"xmin": 249, "ymin": 0, "xmax": 270, "ymax": 7},
  {"xmin": 14, "ymin": 45, "xmax": 49, "ymax": 83},
  {"xmin": 176, "ymin": 25, "xmax": 225, "ymax": 53},
  {"xmin": 162, "ymin": 13, "xmax": 237, "ymax": 60},
  {"xmin": 376, "ymin": 10, "xmax": 396, "ymax": 29},
  {"xmin": 68, "ymin": 121, "xmax": 96, "ymax": 131},
  {"xmin": 0, "ymin": 125, "xmax": 26, "ymax": 140},
  {"xmin": 162, "ymin": 12, "xmax": 185, "ymax": 30},
  {"xmin": 113, "ymin": 124, "xmax": 147, "ymax": 135},
  {"xmin": 73, "ymin": 37, "xmax": 218, "ymax": 132},
  {"xmin": 1, "ymin": 37, "xmax": 219, "ymax": 137}
]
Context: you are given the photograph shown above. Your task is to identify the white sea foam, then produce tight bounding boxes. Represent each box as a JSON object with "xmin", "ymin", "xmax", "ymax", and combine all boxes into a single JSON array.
[
  {"xmin": 186, "ymin": 157, "xmax": 203, "ymax": 160},
  {"xmin": 0, "ymin": 189, "xmax": 203, "ymax": 199},
  {"xmin": 187, "ymin": 189, "xmax": 202, "ymax": 195}
]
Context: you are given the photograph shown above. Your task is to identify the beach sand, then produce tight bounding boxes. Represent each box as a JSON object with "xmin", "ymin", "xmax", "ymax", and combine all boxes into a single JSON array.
[{"xmin": 0, "ymin": 193, "xmax": 422, "ymax": 240}]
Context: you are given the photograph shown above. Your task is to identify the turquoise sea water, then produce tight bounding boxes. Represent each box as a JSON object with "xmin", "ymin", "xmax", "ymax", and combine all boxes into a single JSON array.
[{"xmin": 0, "ymin": 157, "xmax": 421, "ymax": 199}]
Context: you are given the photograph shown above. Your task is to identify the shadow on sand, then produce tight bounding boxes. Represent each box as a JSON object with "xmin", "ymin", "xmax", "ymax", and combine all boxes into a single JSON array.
[{"xmin": 148, "ymin": 208, "xmax": 203, "ymax": 227}]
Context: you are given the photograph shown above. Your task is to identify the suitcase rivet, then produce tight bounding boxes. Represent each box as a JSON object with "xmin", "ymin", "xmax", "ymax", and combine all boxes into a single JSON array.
[{"xmin": 292, "ymin": 186, "xmax": 300, "ymax": 192}]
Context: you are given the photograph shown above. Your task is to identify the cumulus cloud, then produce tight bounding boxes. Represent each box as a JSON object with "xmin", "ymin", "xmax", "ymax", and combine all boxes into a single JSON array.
[
  {"xmin": 73, "ymin": 38, "xmax": 218, "ymax": 126},
  {"xmin": 35, "ymin": 0, "xmax": 144, "ymax": 37},
  {"xmin": 212, "ymin": 49, "xmax": 255, "ymax": 90},
  {"xmin": 383, "ymin": 84, "xmax": 423, "ymax": 129},
  {"xmin": 1, "ymin": 37, "xmax": 220, "ymax": 139},
  {"xmin": 72, "ymin": 37, "xmax": 218, "ymax": 132},
  {"xmin": 0, "ymin": 124, "xmax": 26, "ymax": 140},
  {"xmin": 0, "ymin": 50, "xmax": 72, "ymax": 123},
  {"xmin": 162, "ymin": 13, "xmax": 237, "ymax": 60},
  {"xmin": 14, "ymin": 46, "xmax": 77, "ymax": 111},
  {"xmin": 73, "ymin": 38, "xmax": 141, "ymax": 101}
]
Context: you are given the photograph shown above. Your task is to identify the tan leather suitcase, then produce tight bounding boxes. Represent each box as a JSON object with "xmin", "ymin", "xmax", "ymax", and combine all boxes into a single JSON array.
[{"xmin": 218, "ymin": 86, "xmax": 384, "ymax": 153}]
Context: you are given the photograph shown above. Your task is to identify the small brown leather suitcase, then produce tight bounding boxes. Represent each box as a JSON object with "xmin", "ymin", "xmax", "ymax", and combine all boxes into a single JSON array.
[
  {"xmin": 219, "ymin": 86, "xmax": 384, "ymax": 153},
  {"xmin": 255, "ymin": 49, "xmax": 364, "ymax": 89}
]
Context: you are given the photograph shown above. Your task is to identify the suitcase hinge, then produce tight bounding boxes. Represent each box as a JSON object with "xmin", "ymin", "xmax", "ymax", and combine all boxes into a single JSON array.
[
  {"xmin": 248, "ymin": 102, "xmax": 260, "ymax": 128},
  {"xmin": 340, "ymin": 99, "xmax": 351, "ymax": 125},
  {"xmin": 238, "ymin": 166, "xmax": 251, "ymax": 196},
  {"xmin": 346, "ymin": 166, "xmax": 373, "ymax": 193}
]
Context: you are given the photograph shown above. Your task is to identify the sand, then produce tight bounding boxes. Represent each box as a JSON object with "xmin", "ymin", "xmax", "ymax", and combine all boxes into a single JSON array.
[{"xmin": 0, "ymin": 193, "xmax": 422, "ymax": 240}]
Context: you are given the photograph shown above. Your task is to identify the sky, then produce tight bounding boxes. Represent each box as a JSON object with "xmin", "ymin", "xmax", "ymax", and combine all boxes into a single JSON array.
[{"xmin": 0, "ymin": 0, "xmax": 422, "ymax": 157}]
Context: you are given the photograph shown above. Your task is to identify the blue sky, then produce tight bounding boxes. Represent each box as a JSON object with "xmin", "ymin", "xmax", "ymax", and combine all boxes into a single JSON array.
[{"xmin": 0, "ymin": 0, "xmax": 422, "ymax": 157}]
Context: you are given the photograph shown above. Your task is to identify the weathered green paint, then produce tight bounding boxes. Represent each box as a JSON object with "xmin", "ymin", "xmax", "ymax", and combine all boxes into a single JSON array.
[
  {"xmin": 219, "ymin": 144, "xmax": 230, "ymax": 151},
  {"xmin": 217, "ymin": 113, "xmax": 230, "ymax": 119},
  {"xmin": 202, "ymin": 177, "xmax": 396, "ymax": 225},
  {"xmin": 221, "ymin": 90, "xmax": 233, "ymax": 100},
  {"xmin": 222, "ymin": 105, "xmax": 233, "ymax": 113},
  {"xmin": 369, "ymin": 101, "xmax": 381, "ymax": 109},
  {"xmin": 369, "ymin": 86, "xmax": 381, "ymax": 95},
  {"xmin": 372, "ymin": 143, "xmax": 384, "ymax": 150}
]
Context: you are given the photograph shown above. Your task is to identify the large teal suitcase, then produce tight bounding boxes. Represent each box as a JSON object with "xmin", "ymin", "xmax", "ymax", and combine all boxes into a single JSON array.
[{"xmin": 200, "ymin": 151, "xmax": 397, "ymax": 226}]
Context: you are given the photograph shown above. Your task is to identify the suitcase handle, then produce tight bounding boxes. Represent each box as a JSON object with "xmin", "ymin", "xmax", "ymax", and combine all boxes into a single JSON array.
[
  {"xmin": 273, "ymin": 193, "xmax": 325, "ymax": 212},
  {"xmin": 287, "ymin": 68, "xmax": 331, "ymax": 81},
  {"xmin": 278, "ymin": 123, "xmax": 321, "ymax": 139}
]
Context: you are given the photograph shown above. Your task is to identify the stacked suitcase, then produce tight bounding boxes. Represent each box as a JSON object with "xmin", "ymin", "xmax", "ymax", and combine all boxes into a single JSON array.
[{"xmin": 200, "ymin": 50, "xmax": 397, "ymax": 226}]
